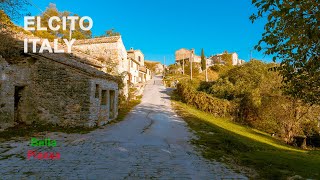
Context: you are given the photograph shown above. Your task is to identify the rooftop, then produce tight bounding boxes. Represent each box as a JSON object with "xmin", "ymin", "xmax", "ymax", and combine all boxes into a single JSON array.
[{"xmin": 74, "ymin": 36, "xmax": 121, "ymax": 45}]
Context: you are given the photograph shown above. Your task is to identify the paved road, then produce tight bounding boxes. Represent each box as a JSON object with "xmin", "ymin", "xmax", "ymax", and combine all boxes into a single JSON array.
[{"xmin": 0, "ymin": 76, "xmax": 247, "ymax": 179}]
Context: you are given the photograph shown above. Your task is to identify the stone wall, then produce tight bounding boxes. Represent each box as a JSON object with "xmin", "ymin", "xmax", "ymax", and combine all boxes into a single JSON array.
[
  {"xmin": 88, "ymin": 78, "xmax": 118, "ymax": 126},
  {"xmin": 73, "ymin": 38, "xmax": 129, "ymax": 97},
  {"xmin": 129, "ymin": 59, "xmax": 140, "ymax": 84},
  {"xmin": 128, "ymin": 49, "xmax": 145, "ymax": 66},
  {"xmin": 175, "ymin": 48, "xmax": 201, "ymax": 63},
  {"xmin": 0, "ymin": 54, "xmax": 119, "ymax": 130},
  {"xmin": 73, "ymin": 41, "xmax": 129, "ymax": 75}
]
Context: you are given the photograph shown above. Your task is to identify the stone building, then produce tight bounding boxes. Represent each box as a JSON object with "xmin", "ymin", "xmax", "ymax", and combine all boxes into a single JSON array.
[
  {"xmin": 209, "ymin": 52, "xmax": 245, "ymax": 66},
  {"xmin": 0, "ymin": 50, "xmax": 119, "ymax": 130},
  {"xmin": 127, "ymin": 48, "xmax": 145, "ymax": 67},
  {"xmin": 138, "ymin": 66, "xmax": 152, "ymax": 83},
  {"xmin": 127, "ymin": 48, "xmax": 152, "ymax": 84},
  {"xmin": 128, "ymin": 57, "xmax": 140, "ymax": 84},
  {"xmin": 73, "ymin": 36, "xmax": 129, "ymax": 96},
  {"xmin": 175, "ymin": 48, "xmax": 201, "ymax": 64}
]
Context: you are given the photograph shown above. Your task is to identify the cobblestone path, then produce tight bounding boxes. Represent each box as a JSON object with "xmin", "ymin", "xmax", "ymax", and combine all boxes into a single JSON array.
[{"xmin": 0, "ymin": 76, "xmax": 247, "ymax": 179}]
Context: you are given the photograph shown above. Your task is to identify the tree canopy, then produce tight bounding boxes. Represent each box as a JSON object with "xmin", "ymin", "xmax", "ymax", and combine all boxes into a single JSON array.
[
  {"xmin": 250, "ymin": 0, "xmax": 320, "ymax": 105},
  {"xmin": 34, "ymin": 3, "xmax": 92, "ymax": 40},
  {"xmin": 220, "ymin": 51, "xmax": 233, "ymax": 66},
  {"xmin": 96, "ymin": 28, "xmax": 121, "ymax": 38}
]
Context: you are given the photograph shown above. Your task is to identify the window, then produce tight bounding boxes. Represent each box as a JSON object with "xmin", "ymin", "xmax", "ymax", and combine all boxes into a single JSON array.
[
  {"xmin": 131, "ymin": 60, "xmax": 133, "ymax": 68},
  {"xmin": 138, "ymin": 56, "xmax": 141, "ymax": 62},
  {"xmin": 109, "ymin": 90, "xmax": 115, "ymax": 119},
  {"xmin": 101, "ymin": 90, "xmax": 107, "ymax": 105},
  {"xmin": 95, "ymin": 84, "xmax": 100, "ymax": 98}
]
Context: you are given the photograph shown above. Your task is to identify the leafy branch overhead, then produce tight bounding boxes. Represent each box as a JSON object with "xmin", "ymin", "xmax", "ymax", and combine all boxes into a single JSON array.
[{"xmin": 250, "ymin": 0, "xmax": 320, "ymax": 105}]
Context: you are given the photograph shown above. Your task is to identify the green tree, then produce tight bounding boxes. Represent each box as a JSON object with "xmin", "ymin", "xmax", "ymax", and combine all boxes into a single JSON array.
[
  {"xmin": 106, "ymin": 28, "xmax": 120, "ymax": 36},
  {"xmin": 203, "ymin": 60, "xmax": 319, "ymax": 142},
  {"xmin": 96, "ymin": 28, "xmax": 121, "ymax": 37},
  {"xmin": 201, "ymin": 48, "xmax": 206, "ymax": 71},
  {"xmin": 34, "ymin": 3, "xmax": 92, "ymax": 40},
  {"xmin": 0, "ymin": 10, "xmax": 29, "ymax": 59},
  {"xmin": 250, "ymin": 0, "xmax": 320, "ymax": 105},
  {"xmin": 220, "ymin": 51, "xmax": 233, "ymax": 66}
]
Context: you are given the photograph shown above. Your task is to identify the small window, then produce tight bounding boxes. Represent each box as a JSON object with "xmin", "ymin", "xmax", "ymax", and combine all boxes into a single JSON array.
[
  {"xmin": 138, "ymin": 56, "xmax": 141, "ymax": 62},
  {"xmin": 95, "ymin": 84, "xmax": 100, "ymax": 98},
  {"xmin": 101, "ymin": 90, "xmax": 107, "ymax": 105},
  {"xmin": 109, "ymin": 90, "xmax": 115, "ymax": 119}
]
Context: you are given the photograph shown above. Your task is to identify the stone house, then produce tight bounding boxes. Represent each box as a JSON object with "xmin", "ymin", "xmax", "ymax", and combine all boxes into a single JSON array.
[
  {"xmin": 209, "ymin": 52, "xmax": 245, "ymax": 66},
  {"xmin": 127, "ymin": 48, "xmax": 152, "ymax": 84},
  {"xmin": 127, "ymin": 48, "xmax": 145, "ymax": 66},
  {"xmin": 0, "ymin": 50, "xmax": 120, "ymax": 130},
  {"xmin": 208, "ymin": 55, "xmax": 226, "ymax": 65},
  {"xmin": 146, "ymin": 68, "xmax": 152, "ymax": 81},
  {"xmin": 73, "ymin": 36, "xmax": 129, "ymax": 97},
  {"xmin": 175, "ymin": 48, "xmax": 201, "ymax": 64},
  {"xmin": 138, "ymin": 66, "xmax": 152, "ymax": 83},
  {"xmin": 128, "ymin": 57, "xmax": 140, "ymax": 84}
]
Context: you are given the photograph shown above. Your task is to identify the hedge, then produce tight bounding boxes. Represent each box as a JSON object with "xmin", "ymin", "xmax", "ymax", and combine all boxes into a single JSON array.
[{"xmin": 176, "ymin": 82, "xmax": 235, "ymax": 118}]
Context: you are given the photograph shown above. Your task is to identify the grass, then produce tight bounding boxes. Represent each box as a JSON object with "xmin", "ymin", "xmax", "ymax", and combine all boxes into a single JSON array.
[
  {"xmin": 0, "ymin": 99, "xmax": 141, "ymax": 141},
  {"xmin": 0, "ymin": 122, "xmax": 97, "ymax": 142},
  {"xmin": 172, "ymin": 99, "xmax": 320, "ymax": 179}
]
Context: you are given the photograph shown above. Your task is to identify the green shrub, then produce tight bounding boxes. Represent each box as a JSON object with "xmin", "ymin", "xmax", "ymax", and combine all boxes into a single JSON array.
[
  {"xmin": 182, "ymin": 60, "xmax": 320, "ymax": 144},
  {"xmin": 176, "ymin": 82, "xmax": 234, "ymax": 117}
]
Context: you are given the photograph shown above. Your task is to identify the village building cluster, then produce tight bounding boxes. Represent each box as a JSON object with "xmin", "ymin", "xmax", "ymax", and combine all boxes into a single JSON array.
[
  {"xmin": 0, "ymin": 33, "xmax": 159, "ymax": 130},
  {"xmin": 175, "ymin": 48, "xmax": 245, "ymax": 68}
]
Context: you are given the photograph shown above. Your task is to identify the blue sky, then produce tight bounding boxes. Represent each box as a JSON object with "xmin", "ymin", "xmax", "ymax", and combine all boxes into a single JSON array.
[{"xmin": 17, "ymin": 0, "xmax": 271, "ymax": 65}]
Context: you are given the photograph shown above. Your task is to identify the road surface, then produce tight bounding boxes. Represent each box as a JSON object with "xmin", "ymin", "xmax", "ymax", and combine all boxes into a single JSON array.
[{"xmin": 0, "ymin": 76, "xmax": 247, "ymax": 179}]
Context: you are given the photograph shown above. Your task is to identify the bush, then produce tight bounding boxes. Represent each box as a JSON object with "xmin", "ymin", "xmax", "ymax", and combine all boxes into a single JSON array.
[
  {"xmin": 176, "ymin": 82, "xmax": 234, "ymax": 118},
  {"xmin": 187, "ymin": 60, "xmax": 320, "ymax": 144}
]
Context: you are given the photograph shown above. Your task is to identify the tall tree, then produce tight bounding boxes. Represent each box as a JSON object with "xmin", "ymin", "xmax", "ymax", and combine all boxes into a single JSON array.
[
  {"xmin": 250, "ymin": 0, "xmax": 320, "ymax": 105},
  {"xmin": 34, "ymin": 3, "xmax": 92, "ymax": 40},
  {"xmin": 201, "ymin": 48, "xmax": 206, "ymax": 71}
]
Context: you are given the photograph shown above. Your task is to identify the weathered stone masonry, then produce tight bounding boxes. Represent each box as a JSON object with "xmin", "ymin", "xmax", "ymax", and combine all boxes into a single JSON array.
[{"xmin": 0, "ymin": 53, "xmax": 119, "ymax": 130}]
